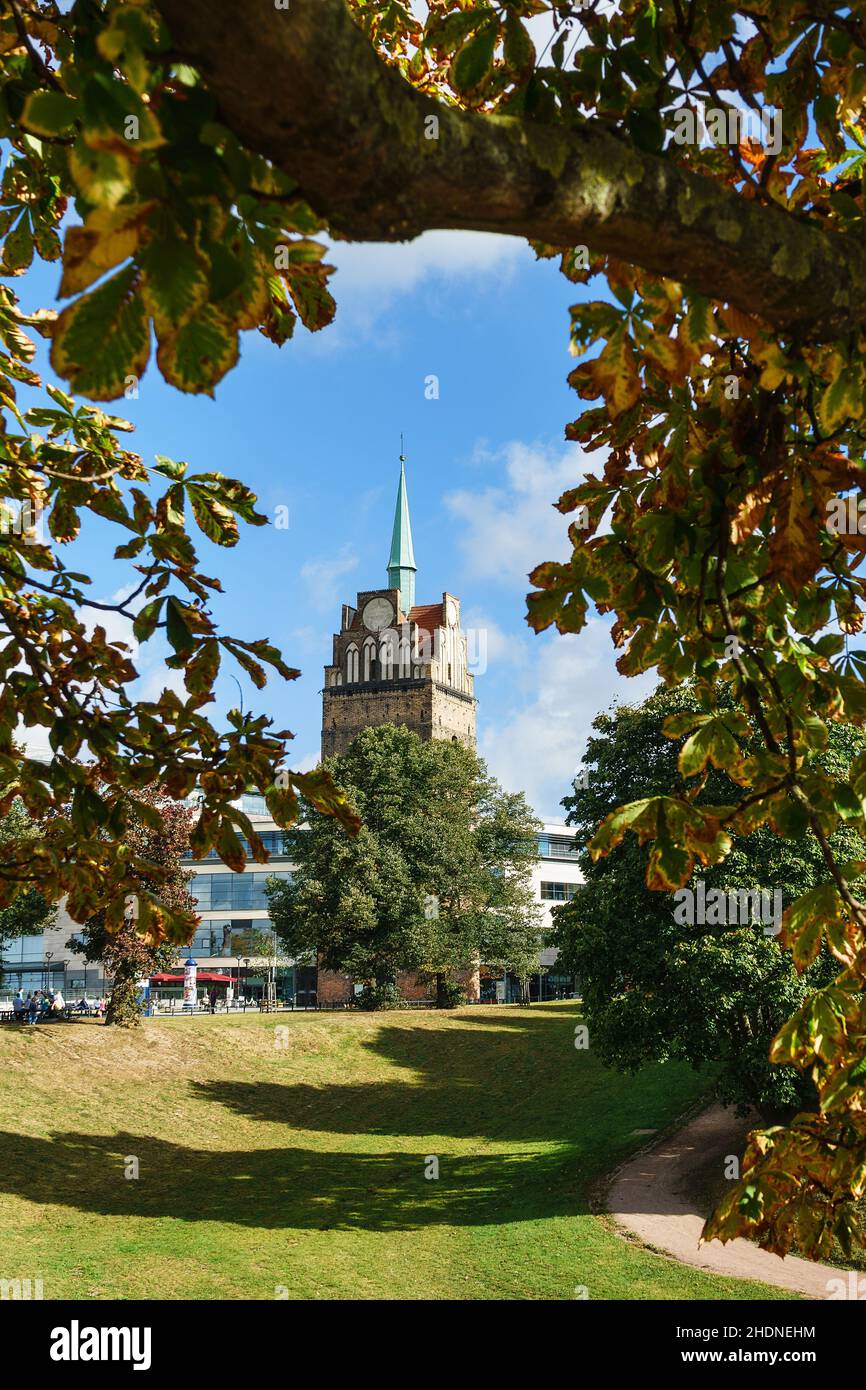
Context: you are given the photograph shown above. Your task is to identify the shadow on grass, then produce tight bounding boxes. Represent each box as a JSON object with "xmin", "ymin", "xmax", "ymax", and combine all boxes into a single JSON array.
[
  {"xmin": 0, "ymin": 1005, "xmax": 700, "ymax": 1233},
  {"xmin": 190, "ymin": 1003, "xmax": 651, "ymax": 1147},
  {"xmin": 0, "ymin": 1129, "xmax": 582, "ymax": 1231}
]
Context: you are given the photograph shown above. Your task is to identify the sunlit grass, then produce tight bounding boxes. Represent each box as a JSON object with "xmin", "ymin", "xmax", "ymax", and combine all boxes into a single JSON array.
[{"xmin": 0, "ymin": 1002, "xmax": 793, "ymax": 1300}]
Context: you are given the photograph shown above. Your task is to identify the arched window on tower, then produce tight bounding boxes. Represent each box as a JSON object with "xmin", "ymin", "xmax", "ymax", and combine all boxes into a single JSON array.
[
  {"xmin": 380, "ymin": 633, "xmax": 396, "ymax": 681},
  {"xmin": 363, "ymin": 639, "xmax": 376, "ymax": 681},
  {"xmin": 399, "ymin": 637, "xmax": 411, "ymax": 678},
  {"xmin": 346, "ymin": 644, "xmax": 359, "ymax": 683}
]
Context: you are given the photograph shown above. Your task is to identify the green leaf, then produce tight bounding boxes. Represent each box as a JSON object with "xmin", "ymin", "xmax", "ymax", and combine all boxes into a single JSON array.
[
  {"xmin": 678, "ymin": 718, "xmax": 742, "ymax": 778},
  {"xmin": 451, "ymin": 21, "xmax": 498, "ymax": 93},
  {"xmin": 140, "ymin": 237, "xmax": 210, "ymax": 334},
  {"xmin": 51, "ymin": 265, "xmax": 149, "ymax": 401},
  {"xmin": 819, "ymin": 368, "xmax": 864, "ymax": 433},
  {"xmin": 503, "ymin": 14, "xmax": 534, "ymax": 70},
  {"xmin": 165, "ymin": 596, "xmax": 196, "ymax": 654},
  {"xmin": 4, "ymin": 216, "xmax": 34, "ymax": 273},
  {"xmin": 187, "ymin": 486, "xmax": 239, "ymax": 547},
  {"xmin": 132, "ymin": 597, "xmax": 164, "ymax": 643},
  {"xmin": 155, "ymin": 305, "xmax": 239, "ymax": 395},
  {"xmin": 292, "ymin": 769, "xmax": 362, "ymax": 836},
  {"xmin": 185, "ymin": 638, "xmax": 220, "ymax": 697},
  {"xmin": 21, "ymin": 91, "xmax": 78, "ymax": 138}
]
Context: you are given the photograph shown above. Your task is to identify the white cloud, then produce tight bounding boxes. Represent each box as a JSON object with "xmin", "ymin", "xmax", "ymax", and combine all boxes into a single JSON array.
[
  {"xmin": 300, "ymin": 544, "xmax": 359, "ymax": 611},
  {"xmin": 460, "ymin": 608, "xmax": 529, "ymax": 672},
  {"xmin": 445, "ymin": 440, "xmax": 588, "ymax": 588},
  {"xmin": 479, "ymin": 621, "xmax": 657, "ymax": 820},
  {"xmin": 284, "ymin": 232, "xmax": 530, "ymax": 352},
  {"xmin": 328, "ymin": 230, "xmax": 528, "ymax": 297}
]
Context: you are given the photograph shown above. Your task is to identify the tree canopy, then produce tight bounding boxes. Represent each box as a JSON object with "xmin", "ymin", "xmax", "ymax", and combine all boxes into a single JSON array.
[
  {"xmin": 552, "ymin": 684, "xmax": 866, "ymax": 1115},
  {"xmin": 70, "ymin": 783, "xmax": 194, "ymax": 1024},
  {"xmin": 266, "ymin": 724, "xmax": 543, "ymax": 1004},
  {"xmin": 2, "ymin": 0, "xmax": 866, "ymax": 1257}
]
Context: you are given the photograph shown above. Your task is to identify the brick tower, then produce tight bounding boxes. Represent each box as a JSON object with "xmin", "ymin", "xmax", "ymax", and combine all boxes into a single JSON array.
[
  {"xmin": 321, "ymin": 458, "xmax": 476, "ymax": 758},
  {"xmin": 317, "ymin": 456, "xmax": 480, "ymax": 1004}
]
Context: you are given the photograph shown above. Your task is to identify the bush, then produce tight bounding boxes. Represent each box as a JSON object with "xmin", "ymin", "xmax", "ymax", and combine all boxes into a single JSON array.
[
  {"xmin": 354, "ymin": 981, "xmax": 407, "ymax": 1011},
  {"xmin": 436, "ymin": 981, "xmax": 467, "ymax": 1009}
]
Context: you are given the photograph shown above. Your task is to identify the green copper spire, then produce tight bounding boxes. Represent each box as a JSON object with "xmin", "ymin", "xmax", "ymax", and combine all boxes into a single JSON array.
[{"xmin": 387, "ymin": 448, "xmax": 416, "ymax": 616}]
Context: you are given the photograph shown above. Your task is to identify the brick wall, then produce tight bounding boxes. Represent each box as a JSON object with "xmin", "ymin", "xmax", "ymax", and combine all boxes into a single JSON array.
[{"xmin": 316, "ymin": 963, "xmax": 352, "ymax": 1004}]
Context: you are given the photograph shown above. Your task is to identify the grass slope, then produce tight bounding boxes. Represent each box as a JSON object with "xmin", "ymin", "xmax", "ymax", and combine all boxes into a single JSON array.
[{"xmin": 0, "ymin": 1002, "xmax": 792, "ymax": 1300}]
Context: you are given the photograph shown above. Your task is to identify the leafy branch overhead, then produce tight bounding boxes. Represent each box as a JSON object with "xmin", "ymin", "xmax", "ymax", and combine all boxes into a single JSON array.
[
  {"xmin": 6, "ymin": 0, "xmax": 866, "ymax": 1261},
  {"xmin": 1, "ymin": 1, "xmax": 336, "ymax": 399}
]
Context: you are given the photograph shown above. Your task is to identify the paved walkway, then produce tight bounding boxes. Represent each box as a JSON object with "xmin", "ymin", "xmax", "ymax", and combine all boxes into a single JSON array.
[{"xmin": 608, "ymin": 1105, "xmax": 847, "ymax": 1298}]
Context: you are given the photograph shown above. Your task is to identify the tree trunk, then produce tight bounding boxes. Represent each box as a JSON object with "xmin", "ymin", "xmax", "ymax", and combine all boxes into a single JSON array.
[{"xmin": 104, "ymin": 963, "xmax": 142, "ymax": 1028}]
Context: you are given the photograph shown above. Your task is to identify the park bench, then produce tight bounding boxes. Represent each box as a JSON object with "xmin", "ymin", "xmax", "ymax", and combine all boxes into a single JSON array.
[{"xmin": 0, "ymin": 1007, "xmax": 70, "ymax": 1023}]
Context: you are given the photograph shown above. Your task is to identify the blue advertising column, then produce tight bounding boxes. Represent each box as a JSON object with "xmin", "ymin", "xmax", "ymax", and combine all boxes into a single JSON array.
[{"xmin": 182, "ymin": 957, "xmax": 198, "ymax": 1013}]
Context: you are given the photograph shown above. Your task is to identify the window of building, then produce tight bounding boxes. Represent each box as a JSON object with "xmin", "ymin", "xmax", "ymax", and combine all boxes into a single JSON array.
[
  {"xmin": 188, "ymin": 919, "xmax": 268, "ymax": 958},
  {"xmin": 0, "ymin": 934, "xmax": 45, "ymax": 965},
  {"xmin": 540, "ymin": 882, "xmax": 577, "ymax": 902},
  {"xmin": 190, "ymin": 870, "xmax": 292, "ymax": 913},
  {"xmin": 346, "ymin": 644, "xmax": 359, "ymax": 682},
  {"xmin": 184, "ymin": 830, "xmax": 291, "ymax": 862},
  {"xmin": 537, "ymin": 833, "xmax": 578, "ymax": 859}
]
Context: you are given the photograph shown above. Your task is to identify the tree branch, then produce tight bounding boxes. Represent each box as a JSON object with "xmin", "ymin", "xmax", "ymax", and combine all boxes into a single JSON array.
[{"xmin": 155, "ymin": 0, "xmax": 866, "ymax": 342}]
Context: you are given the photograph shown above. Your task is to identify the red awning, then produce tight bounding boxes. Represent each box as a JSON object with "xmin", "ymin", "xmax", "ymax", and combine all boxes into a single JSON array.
[{"xmin": 149, "ymin": 972, "xmax": 234, "ymax": 984}]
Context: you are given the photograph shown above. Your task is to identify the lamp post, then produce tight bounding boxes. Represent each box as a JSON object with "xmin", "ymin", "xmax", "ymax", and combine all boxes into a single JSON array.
[
  {"xmin": 242, "ymin": 957, "xmax": 250, "ymax": 1010},
  {"xmin": 44, "ymin": 950, "xmax": 53, "ymax": 993}
]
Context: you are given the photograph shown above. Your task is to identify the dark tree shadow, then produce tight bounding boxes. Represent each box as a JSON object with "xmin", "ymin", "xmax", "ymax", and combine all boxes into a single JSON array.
[
  {"xmin": 191, "ymin": 1003, "xmax": 662, "ymax": 1150},
  {"xmin": 0, "ymin": 1129, "xmax": 582, "ymax": 1232}
]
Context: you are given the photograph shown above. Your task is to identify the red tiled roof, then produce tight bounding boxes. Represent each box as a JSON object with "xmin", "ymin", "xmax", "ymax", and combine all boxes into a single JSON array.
[{"xmin": 407, "ymin": 603, "xmax": 443, "ymax": 636}]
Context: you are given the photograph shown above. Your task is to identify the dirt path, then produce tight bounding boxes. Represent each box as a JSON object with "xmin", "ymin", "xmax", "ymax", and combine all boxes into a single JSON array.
[{"xmin": 608, "ymin": 1105, "xmax": 848, "ymax": 1298}]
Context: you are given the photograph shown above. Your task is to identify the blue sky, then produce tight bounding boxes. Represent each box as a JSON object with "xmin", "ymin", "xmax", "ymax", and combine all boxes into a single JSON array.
[{"xmin": 20, "ymin": 230, "xmax": 656, "ymax": 819}]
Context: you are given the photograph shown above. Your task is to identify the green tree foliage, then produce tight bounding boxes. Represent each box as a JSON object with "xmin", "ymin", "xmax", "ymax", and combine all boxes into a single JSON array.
[
  {"xmin": 553, "ymin": 686, "xmax": 866, "ymax": 1115},
  {"xmin": 266, "ymin": 725, "xmax": 542, "ymax": 1005},
  {"xmin": 69, "ymin": 784, "xmax": 195, "ymax": 1025},
  {"xmin": 0, "ymin": 799, "xmax": 55, "ymax": 965}
]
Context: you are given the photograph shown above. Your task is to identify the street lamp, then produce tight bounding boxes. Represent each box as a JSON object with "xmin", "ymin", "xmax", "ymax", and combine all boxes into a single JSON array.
[
  {"xmin": 44, "ymin": 950, "xmax": 53, "ymax": 993},
  {"xmin": 242, "ymin": 957, "xmax": 250, "ymax": 1011}
]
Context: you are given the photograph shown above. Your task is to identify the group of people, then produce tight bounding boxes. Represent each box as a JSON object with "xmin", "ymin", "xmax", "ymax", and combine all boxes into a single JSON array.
[
  {"xmin": 13, "ymin": 988, "xmax": 66, "ymax": 1023},
  {"xmin": 11, "ymin": 989, "xmax": 108, "ymax": 1023}
]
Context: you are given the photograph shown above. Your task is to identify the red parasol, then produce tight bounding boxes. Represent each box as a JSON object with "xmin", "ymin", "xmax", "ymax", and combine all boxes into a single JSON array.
[{"xmin": 149, "ymin": 971, "xmax": 234, "ymax": 984}]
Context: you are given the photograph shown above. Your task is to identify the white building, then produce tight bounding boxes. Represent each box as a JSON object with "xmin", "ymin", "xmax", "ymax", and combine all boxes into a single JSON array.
[{"xmin": 1, "ymin": 805, "xmax": 582, "ymax": 1005}]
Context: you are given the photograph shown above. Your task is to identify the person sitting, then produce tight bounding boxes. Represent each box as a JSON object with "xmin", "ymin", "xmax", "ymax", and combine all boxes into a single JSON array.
[
  {"xmin": 12, "ymin": 989, "xmax": 25, "ymax": 1020},
  {"xmin": 26, "ymin": 991, "xmax": 39, "ymax": 1024},
  {"xmin": 51, "ymin": 990, "xmax": 65, "ymax": 1016}
]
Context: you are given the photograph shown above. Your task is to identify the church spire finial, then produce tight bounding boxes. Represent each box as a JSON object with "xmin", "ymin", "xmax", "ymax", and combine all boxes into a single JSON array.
[{"xmin": 387, "ymin": 440, "xmax": 416, "ymax": 617}]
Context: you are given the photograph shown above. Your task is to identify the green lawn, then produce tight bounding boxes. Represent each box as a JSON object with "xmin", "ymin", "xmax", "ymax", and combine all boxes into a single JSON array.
[{"xmin": 0, "ymin": 1001, "xmax": 793, "ymax": 1300}]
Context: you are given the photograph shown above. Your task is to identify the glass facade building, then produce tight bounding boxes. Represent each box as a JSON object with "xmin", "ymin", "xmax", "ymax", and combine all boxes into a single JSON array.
[{"xmin": 190, "ymin": 870, "xmax": 292, "ymax": 913}]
